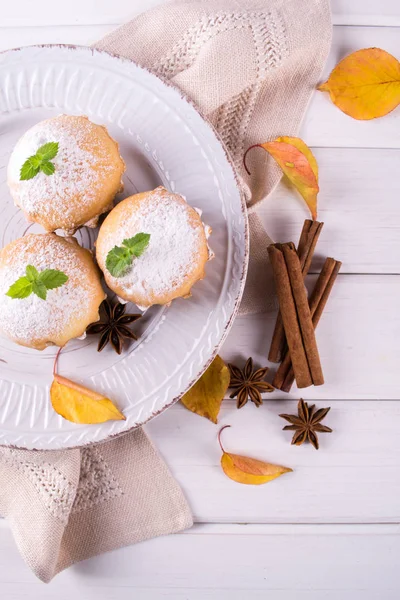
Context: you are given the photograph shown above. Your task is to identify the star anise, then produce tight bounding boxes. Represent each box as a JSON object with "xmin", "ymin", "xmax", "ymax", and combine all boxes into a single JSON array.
[
  {"xmin": 228, "ymin": 357, "xmax": 274, "ymax": 409},
  {"xmin": 280, "ymin": 399, "xmax": 332, "ymax": 450},
  {"xmin": 86, "ymin": 300, "xmax": 141, "ymax": 354}
]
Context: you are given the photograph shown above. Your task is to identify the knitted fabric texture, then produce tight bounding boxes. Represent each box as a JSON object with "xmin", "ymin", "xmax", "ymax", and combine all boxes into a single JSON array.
[
  {"xmin": 0, "ymin": 0, "xmax": 332, "ymax": 583},
  {"xmin": 96, "ymin": 0, "xmax": 332, "ymax": 314}
]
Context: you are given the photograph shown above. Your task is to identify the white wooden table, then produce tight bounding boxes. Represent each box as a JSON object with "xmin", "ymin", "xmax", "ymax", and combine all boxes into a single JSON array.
[{"xmin": 1, "ymin": 1, "xmax": 400, "ymax": 597}]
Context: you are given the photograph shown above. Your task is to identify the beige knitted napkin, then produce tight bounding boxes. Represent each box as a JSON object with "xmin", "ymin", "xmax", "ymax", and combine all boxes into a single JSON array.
[
  {"xmin": 96, "ymin": 0, "xmax": 332, "ymax": 314},
  {"xmin": 0, "ymin": 430, "xmax": 192, "ymax": 582},
  {"xmin": 0, "ymin": 0, "xmax": 332, "ymax": 583}
]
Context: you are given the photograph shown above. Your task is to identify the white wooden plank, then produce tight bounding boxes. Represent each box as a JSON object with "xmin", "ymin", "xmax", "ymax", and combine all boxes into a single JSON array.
[
  {"xmin": 0, "ymin": 0, "xmax": 165, "ymax": 27},
  {"xmin": 147, "ymin": 399, "xmax": 400, "ymax": 523},
  {"xmin": 0, "ymin": 24, "xmax": 399, "ymax": 149},
  {"xmin": 332, "ymin": 0, "xmax": 400, "ymax": 26},
  {"xmin": 0, "ymin": 25, "xmax": 114, "ymax": 51},
  {"xmin": 259, "ymin": 148, "xmax": 400, "ymax": 274},
  {"xmin": 0, "ymin": 0, "xmax": 399, "ymax": 27},
  {"xmin": 0, "ymin": 521, "xmax": 398, "ymax": 598}
]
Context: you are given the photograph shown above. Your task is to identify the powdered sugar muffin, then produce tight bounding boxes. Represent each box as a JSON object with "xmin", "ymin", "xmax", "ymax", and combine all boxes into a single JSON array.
[
  {"xmin": 0, "ymin": 234, "xmax": 106, "ymax": 350},
  {"xmin": 96, "ymin": 187, "xmax": 212, "ymax": 309},
  {"xmin": 7, "ymin": 115, "xmax": 125, "ymax": 233}
]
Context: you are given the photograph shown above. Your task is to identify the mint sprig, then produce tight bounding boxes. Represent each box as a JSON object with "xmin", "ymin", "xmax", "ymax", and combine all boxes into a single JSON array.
[
  {"xmin": 20, "ymin": 142, "xmax": 59, "ymax": 181},
  {"xmin": 6, "ymin": 265, "xmax": 68, "ymax": 300},
  {"xmin": 106, "ymin": 233, "xmax": 151, "ymax": 277}
]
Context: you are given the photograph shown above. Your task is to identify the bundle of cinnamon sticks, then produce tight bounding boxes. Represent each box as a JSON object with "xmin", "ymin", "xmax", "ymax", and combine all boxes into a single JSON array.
[{"xmin": 268, "ymin": 220, "xmax": 341, "ymax": 391}]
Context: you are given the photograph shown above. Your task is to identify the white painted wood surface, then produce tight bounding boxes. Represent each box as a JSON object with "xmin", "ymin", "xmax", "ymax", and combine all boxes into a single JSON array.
[
  {"xmin": 1, "ymin": 0, "xmax": 399, "ymax": 597},
  {"xmin": 1, "ymin": 521, "xmax": 399, "ymax": 599}
]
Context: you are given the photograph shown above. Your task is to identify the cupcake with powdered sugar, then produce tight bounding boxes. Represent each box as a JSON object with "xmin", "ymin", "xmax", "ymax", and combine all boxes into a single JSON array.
[
  {"xmin": 96, "ymin": 186, "xmax": 212, "ymax": 310},
  {"xmin": 0, "ymin": 233, "xmax": 106, "ymax": 350},
  {"xmin": 7, "ymin": 115, "xmax": 125, "ymax": 233}
]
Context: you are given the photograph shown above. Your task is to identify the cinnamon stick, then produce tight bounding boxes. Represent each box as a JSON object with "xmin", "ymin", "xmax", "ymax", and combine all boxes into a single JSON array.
[
  {"xmin": 268, "ymin": 220, "xmax": 323, "ymax": 362},
  {"xmin": 267, "ymin": 242, "xmax": 295, "ymax": 363},
  {"xmin": 297, "ymin": 220, "xmax": 324, "ymax": 274},
  {"xmin": 273, "ymin": 257, "xmax": 342, "ymax": 392},
  {"xmin": 268, "ymin": 243, "xmax": 323, "ymax": 388},
  {"xmin": 282, "ymin": 243, "xmax": 324, "ymax": 386}
]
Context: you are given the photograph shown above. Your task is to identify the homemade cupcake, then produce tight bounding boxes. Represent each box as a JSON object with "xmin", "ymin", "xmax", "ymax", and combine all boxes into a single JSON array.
[
  {"xmin": 7, "ymin": 115, "xmax": 125, "ymax": 233},
  {"xmin": 0, "ymin": 234, "xmax": 106, "ymax": 350},
  {"xmin": 96, "ymin": 187, "xmax": 212, "ymax": 309}
]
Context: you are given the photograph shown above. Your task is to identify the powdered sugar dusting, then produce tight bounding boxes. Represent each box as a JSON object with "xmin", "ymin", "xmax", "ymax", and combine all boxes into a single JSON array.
[
  {"xmin": 0, "ymin": 235, "xmax": 100, "ymax": 347},
  {"xmin": 7, "ymin": 115, "xmax": 118, "ymax": 229},
  {"xmin": 101, "ymin": 188, "xmax": 207, "ymax": 303}
]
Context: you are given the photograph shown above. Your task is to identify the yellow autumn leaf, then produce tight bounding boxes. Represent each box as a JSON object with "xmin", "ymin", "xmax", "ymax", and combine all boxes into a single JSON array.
[
  {"xmin": 181, "ymin": 355, "xmax": 230, "ymax": 423},
  {"xmin": 244, "ymin": 137, "xmax": 319, "ymax": 219},
  {"xmin": 218, "ymin": 426, "xmax": 292, "ymax": 485},
  {"xmin": 318, "ymin": 47, "xmax": 400, "ymax": 120},
  {"xmin": 50, "ymin": 374, "xmax": 125, "ymax": 424}
]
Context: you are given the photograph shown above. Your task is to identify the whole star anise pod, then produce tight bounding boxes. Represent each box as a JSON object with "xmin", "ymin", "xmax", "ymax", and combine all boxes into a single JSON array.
[
  {"xmin": 228, "ymin": 357, "xmax": 274, "ymax": 409},
  {"xmin": 280, "ymin": 399, "xmax": 332, "ymax": 450},
  {"xmin": 86, "ymin": 300, "xmax": 141, "ymax": 354}
]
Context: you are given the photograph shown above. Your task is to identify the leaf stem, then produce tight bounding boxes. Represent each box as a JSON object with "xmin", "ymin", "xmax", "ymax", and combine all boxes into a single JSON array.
[
  {"xmin": 218, "ymin": 425, "xmax": 231, "ymax": 453},
  {"xmin": 243, "ymin": 144, "xmax": 263, "ymax": 176},
  {"xmin": 53, "ymin": 346, "xmax": 63, "ymax": 376}
]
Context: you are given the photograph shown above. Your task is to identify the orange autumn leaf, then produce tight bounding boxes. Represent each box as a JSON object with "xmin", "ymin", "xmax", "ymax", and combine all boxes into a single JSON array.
[
  {"xmin": 318, "ymin": 48, "xmax": 400, "ymax": 120},
  {"xmin": 244, "ymin": 136, "xmax": 319, "ymax": 219},
  {"xmin": 181, "ymin": 355, "xmax": 230, "ymax": 423},
  {"xmin": 218, "ymin": 426, "xmax": 292, "ymax": 485},
  {"xmin": 50, "ymin": 374, "xmax": 125, "ymax": 424}
]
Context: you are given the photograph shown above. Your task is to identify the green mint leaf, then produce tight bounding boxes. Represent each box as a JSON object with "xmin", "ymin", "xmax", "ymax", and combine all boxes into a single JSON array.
[
  {"xmin": 20, "ymin": 159, "xmax": 40, "ymax": 181},
  {"xmin": 38, "ymin": 269, "xmax": 68, "ymax": 290},
  {"xmin": 5, "ymin": 266, "xmax": 68, "ymax": 301},
  {"xmin": 20, "ymin": 141, "xmax": 59, "ymax": 181},
  {"xmin": 29, "ymin": 155, "xmax": 42, "ymax": 169},
  {"xmin": 40, "ymin": 161, "xmax": 55, "ymax": 176},
  {"xmin": 36, "ymin": 142, "xmax": 59, "ymax": 161},
  {"xmin": 106, "ymin": 246, "xmax": 132, "ymax": 277},
  {"xmin": 106, "ymin": 233, "xmax": 150, "ymax": 277},
  {"xmin": 32, "ymin": 280, "xmax": 47, "ymax": 300},
  {"xmin": 6, "ymin": 277, "xmax": 33, "ymax": 299},
  {"xmin": 122, "ymin": 233, "xmax": 151, "ymax": 258},
  {"xmin": 25, "ymin": 265, "xmax": 39, "ymax": 282}
]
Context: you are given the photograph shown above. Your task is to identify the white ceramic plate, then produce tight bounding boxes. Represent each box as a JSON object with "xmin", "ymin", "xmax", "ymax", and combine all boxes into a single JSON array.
[{"xmin": 0, "ymin": 45, "xmax": 248, "ymax": 450}]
